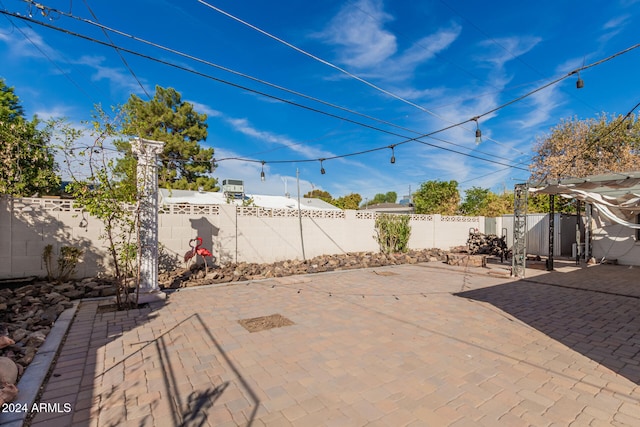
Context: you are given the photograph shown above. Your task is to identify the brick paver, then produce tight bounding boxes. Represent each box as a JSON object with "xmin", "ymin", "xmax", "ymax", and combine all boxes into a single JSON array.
[{"xmin": 23, "ymin": 260, "xmax": 640, "ymax": 426}]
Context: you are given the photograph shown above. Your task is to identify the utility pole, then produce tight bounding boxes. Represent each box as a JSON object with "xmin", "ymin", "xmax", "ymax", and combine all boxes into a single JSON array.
[{"xmin": 296, "ymin": 169, "xmax": 306, "ymax": 261}]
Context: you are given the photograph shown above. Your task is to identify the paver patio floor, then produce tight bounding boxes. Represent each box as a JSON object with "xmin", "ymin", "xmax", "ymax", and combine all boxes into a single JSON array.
[{"xmin": 25, "ymin": 261, "xmax": 640, "ymax": 426}]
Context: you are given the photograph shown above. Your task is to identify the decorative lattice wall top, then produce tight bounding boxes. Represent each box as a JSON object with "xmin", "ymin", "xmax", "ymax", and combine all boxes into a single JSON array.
[
  {"xmin": 10, "ymin": 198, "xmax": 479, "ymax": 223},
  {"xmin": 236, "ymin": 206, "xmax": 346, "ymax": 218},
  {"xmin": 12, "ymin": 198, "xmax": 84, "ymax": 213},
  {"xmin": 159, "ymin": 204, "xmax": 220, "ymax": 215},
  {"xmin": 441, "ymin": 216, "xmax": 481, "ymax": 222},
  {"xmin": 12, "ymin": 197, "xmax": 140, "ymax": 213}
]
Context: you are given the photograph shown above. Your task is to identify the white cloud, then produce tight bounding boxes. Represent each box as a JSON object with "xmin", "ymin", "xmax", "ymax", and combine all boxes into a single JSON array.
[
  {"xmin": 512, "ymin": 85, "xmax": 563, "ymax": 129},
  {"xmin": 0, "ymin": 26, "xmax": 57, "ymax": 60},
  {"xmin": 318, "ymin": 0, "xmax": 397, "ymax": 69},
  {"xmin": 73, "ymin": 55, "xmax": 150, "ymax": 96},
  {"xmin": 316, "ymin": 0, "xmax": 460, "ymax": 81},
  {"xmin": 33, "ymin": 106, "xmax": 75, "ymax": 121},
  {"xmin": 194, "ymin": 105, "xmax": 363, "ymax": 166},
  {"xmin": 476, "ymin": 36, "xmax": 542, "ymax": 69},
  {"xmin": 603, "ymin": 14, "xmax": 630, "ymax": 30},
  {"xmin": 187, "ymin": 101, "xmax": 222, "ymax": 118},
  {"xmin": 395, "ymin": 23, "xmax": 462, "ymax": 72},
  {"xmin": 224, "ymin": 116, "xmax": 336, "ymax": 160},
  {"xmin": 554, "ymin": 56, "xmax": 586, "ymax": 75}
]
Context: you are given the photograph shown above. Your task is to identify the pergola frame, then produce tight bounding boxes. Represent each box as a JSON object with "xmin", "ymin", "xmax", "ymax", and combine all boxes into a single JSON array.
[{"xmin": 513, "ymin": 171, "xmax": 640, "ymax": 278}]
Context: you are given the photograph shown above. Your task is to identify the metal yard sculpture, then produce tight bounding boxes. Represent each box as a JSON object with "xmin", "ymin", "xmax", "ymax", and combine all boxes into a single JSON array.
[{"xmin": 184, "ymin": 237, "xmax": 214, "ymax": 274}]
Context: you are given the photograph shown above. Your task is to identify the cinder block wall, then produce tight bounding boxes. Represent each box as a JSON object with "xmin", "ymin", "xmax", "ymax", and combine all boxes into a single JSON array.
[
  {"xmin": 1, "ymin": 197, "xmax": 111, "ymax": 279},
  {"xmin": 1, "ymin": 197, "xmax": 483, "ymax": 279}
]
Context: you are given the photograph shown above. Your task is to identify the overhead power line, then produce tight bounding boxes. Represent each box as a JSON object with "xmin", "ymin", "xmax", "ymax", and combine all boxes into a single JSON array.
[
  {"xmin": 196, "ymin": 0, "xmax": 532, "ymax": 157},
  {"xmin": 2, "ymin": 6, "xmax": 639, "ymax": 175},
  {"xmin": 14, "ymin": 0, "xmax": 529, "ymax": 167},
  {"xmin": 0, "ymin": 8, "xmax": 531, "ymax": 172},
  {"xmin": 80, "ymin": 0, "xmax": 150, "ymax": 99},
  {"xmin": 26, "ymin": 0, "xmax": 537, "ymax": 170}
]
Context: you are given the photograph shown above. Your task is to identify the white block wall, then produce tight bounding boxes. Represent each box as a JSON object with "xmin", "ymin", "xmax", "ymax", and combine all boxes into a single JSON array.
[{"xmin": 1, "ymin": 197, "xmax": 483, "ymax": 279}]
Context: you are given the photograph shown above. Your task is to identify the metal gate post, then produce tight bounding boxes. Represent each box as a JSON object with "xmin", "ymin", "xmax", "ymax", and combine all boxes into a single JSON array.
[{"xmin": 513, "ymin": 184, "xmax": 528, "ymax": 278}]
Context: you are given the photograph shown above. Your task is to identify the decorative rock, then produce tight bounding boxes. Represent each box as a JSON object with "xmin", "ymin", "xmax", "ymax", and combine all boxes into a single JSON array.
[
  {"xmin": 43, "ymin": 292, "xmax": 66, "ymax": 304},
  {"xmin": 0, "ymin": 357, "xmax": 18, "ymax": 384},
  {"xmin": 56, "ymin": 283, "xmax": 75, "ymax": 293},
  {"xmin": 100, "ymin": 287, "xmax": 116, "ymax": 297},
  {"xmin": 0, "ymin": 383, "xmax": 18, "ymax": 405},
  {"xmin": 10, "ymin": 329, "xmax": 27, "ymax": 343},
  {"xmin": 62, "ymin": 289, "xmax": 84, "ymax": 299},
  {"xmin": 0, "ymin": 336, "xmax": 14, "ymax": 349},
  {"xmin": 38, "ymin": 305, "xmax": 62, "ymax": 326},
  {"xmin": 25, "ymin": 331, "xmax": 47, "ymax": 347},
  {"xmin": 19, "ymin": 347, "xmax": 37, "ymax": 366}
]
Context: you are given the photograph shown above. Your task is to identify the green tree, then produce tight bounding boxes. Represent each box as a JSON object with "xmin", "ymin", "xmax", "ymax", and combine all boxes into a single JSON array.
[
  {"xmin": 483, "ymin": 191, "xmax": 514, "ymax": 217},
  {"xmin": 370, "ymin": 193, "xmax": 386, "ymax": 205},
  {"xmin": 459, "ymin": 187, "xmax": 490, "ymax": 215},
  {"xmin": 332, "ymin": 193, "xmax": 362, "ymax": 210},
  {"xmin": 413, "ymin": 180, "xmax": 460, "ymax": 215},
  {"xmin": 385, "ymin": 191, "xmax": 397, "ymax": 203},
  {"xmin": 304, "ymin": 189, "xmax": 333, "ymax": 203},
  {"xmin": 117, "ymin": 85, "xmax": 218, "ymax": 191},
  {"xmin": 526, "ymin": 192, "xmax": 575, "ymax": 213},
  {"xmin": 0, "ymin": 78, "xmax": 24, "ymax": 120},
  {"xmin": 369, "ymin": 191, "xmax": 398, "ymax": 205},
  {"xmin": 460, "ymin": 187, "xmax": 517, "ymax": 216},
  {"xmin": 62, "ymin": 109, "xmax": 138, "ymax": 308},
  {"xmin": 530, "ymin": 113, "xmax": 640, "ymax": 183},
  {"xmin": 0, "ymin": 79, "xmax": 60, "ymax": 196}
]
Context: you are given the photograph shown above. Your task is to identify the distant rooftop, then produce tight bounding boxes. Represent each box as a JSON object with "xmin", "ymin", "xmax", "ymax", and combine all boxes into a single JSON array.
[
  {"xmin": 360, "ymin": 203, "xmax": 414, "ymax": 213},
  {"xmin": 158, "ymin": 189, "xmax": 341, "ymax": 211}
]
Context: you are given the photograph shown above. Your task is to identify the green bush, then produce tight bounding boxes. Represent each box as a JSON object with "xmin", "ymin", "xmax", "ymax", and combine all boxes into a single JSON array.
[
  {"xmin": 374, "ymin": 214, "xmax": 411, "ymax": 254},
  {"xmin": 42, "ymin": 244, "xmax": 83, "ymax": 282}
]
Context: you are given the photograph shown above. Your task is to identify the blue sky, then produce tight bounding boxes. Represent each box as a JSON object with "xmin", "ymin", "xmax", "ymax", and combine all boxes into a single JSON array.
[{"xmin": 1, "ymin": 0, "xmax": 640, "ymax": 202}]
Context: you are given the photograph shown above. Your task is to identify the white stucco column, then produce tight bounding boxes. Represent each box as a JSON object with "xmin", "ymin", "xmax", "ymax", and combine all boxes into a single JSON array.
[{"xmin": 132, "ymin": 137, "xmax": 166, "ymax": 303}]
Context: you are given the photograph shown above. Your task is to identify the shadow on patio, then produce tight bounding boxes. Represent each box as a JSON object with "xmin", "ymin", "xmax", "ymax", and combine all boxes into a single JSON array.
[
  {"xmin": 456, "ymin": 262, "xmax": 640, "ymax": 385},
  {"xmin": 27, "ymin": 302, "xmax": 259, "ymax": 427}
]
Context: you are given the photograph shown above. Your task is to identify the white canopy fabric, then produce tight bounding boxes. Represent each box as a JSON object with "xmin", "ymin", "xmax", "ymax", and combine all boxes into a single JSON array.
[{"xmin": 528, "ymin": 171, "xmax": 640, "ymax": 228}]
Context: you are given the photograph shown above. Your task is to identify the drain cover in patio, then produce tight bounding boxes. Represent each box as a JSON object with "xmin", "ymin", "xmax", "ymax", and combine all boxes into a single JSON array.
[{"xmin": 238, "ymin": 313, "xmax": 294, "ymax": 333}]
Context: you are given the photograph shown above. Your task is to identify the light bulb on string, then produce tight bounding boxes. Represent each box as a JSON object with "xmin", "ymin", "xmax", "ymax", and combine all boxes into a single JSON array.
[
  {"xmin": 576, "ymin": 57, "xmax": 585, "ymax": 89},
  {"xmin": 260, "ymin": 161, "xmax": 265, "ymax": 182},
  {"xmin": 389, "ymin": 145, "xmax": 396, "ymax": 164},
  {"xmin": 320, "ymin": 159, "xmax": 326, "ymax": 175},
  {"xmin": 473, "ymin": 118, "xmax": 482, "ymax": 145}
]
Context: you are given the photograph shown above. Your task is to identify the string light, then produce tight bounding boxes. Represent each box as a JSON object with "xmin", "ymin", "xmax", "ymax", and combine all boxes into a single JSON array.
[
  {"xmin": 25, "ymin": 0, "xmax": 532, "ymax": 159},
  {"xmin": 7, "ymin": 7, "xmax": 640, "ymax": 181},
  {"xmin": 473, "ymin": 118, "xmax": 482, "ymax": 145},
  {"xmin": 260, "ymin": 161, "xmax": 265, "ymax": 181},
  {"xmin": 389, "ymin": 145, "xmax": 396, "ymax": 164},
  {"xmin": 319, "ymin": 159, "xmax": 326, "ymax": 175},
  {"xmin": 576, "ymin": 57, "xmax": 585, "ymax": 89}
]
